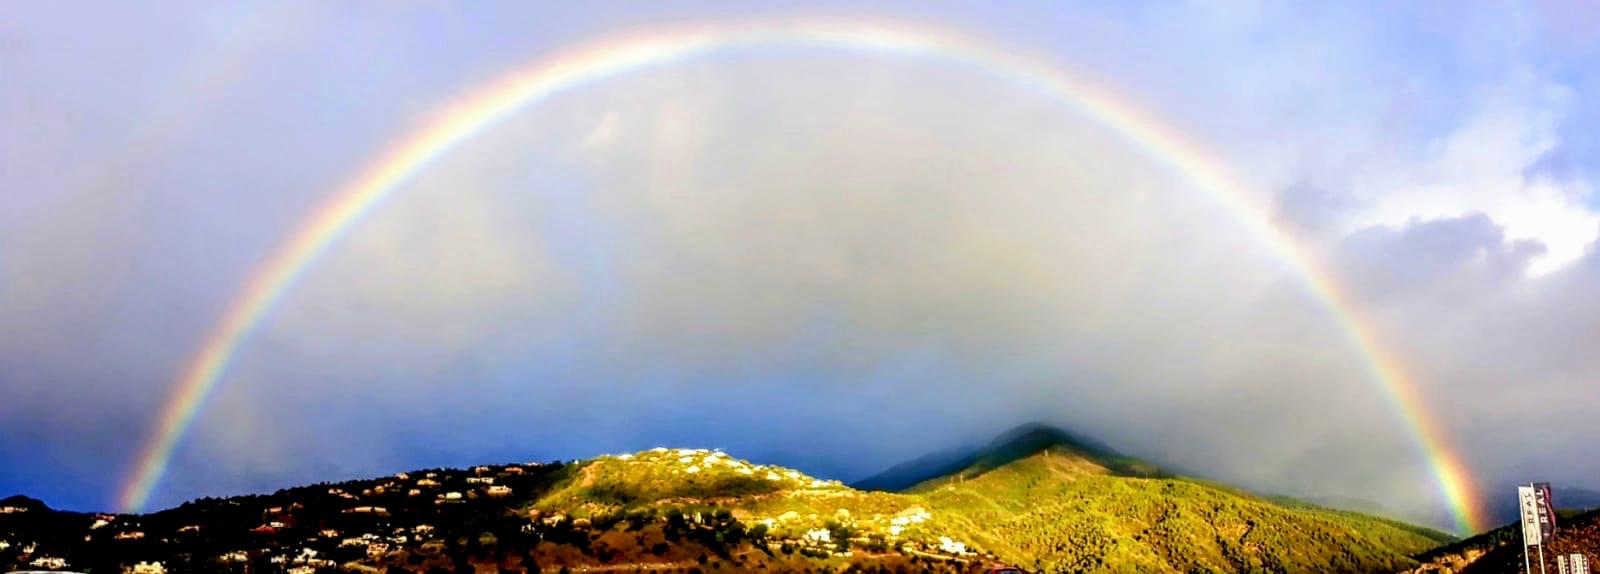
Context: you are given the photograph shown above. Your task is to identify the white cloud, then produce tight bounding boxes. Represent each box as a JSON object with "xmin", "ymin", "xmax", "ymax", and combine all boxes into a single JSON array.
[{"xmin": 1353, "ymin": 78, "xmax": 1596, "ymax": 275}]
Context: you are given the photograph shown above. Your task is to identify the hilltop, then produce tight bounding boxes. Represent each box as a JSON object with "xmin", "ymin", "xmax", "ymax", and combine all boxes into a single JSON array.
[
  {"xmin": 853, "ymin": 423, "xmax": 1161, "ymax": 492},
  {"xmin": 885, "ymin": 425, "xmax": 1449, "ymax": 572},
  {"xmin": 0, "ymin": 424, "xmax": 1454, "ymax": 573},
  {"xmin": 0, "ymin": 451, "xmax": 998, "ymax": 573}
]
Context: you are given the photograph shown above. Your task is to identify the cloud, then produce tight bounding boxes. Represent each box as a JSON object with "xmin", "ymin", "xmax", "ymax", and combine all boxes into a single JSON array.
[
  {"xmin": 1074, "ymin": 2, "xmax": 1599, "ymax": 276},
  {"xmin": 1325, "ymin": 213, "xmax": 1600, "ymax": 516},
  {"xmin": 1351, "ymin": 78, "xmax": 1596, "ymax": 275}
]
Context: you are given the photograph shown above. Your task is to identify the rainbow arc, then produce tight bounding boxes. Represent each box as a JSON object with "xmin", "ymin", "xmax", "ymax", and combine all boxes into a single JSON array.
[{"xmin": 117, "ymin": 18, "xmax": 1484, "ymax": 534}]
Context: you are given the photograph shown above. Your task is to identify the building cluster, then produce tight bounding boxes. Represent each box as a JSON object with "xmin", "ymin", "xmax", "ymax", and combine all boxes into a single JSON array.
[
  {"xmin": 888, "ymin": 506, "xmax": 931, "ymax": 536},
  {"xmin": 0, "ymin": 455, "xmax": 993, "ymax": 571},
  {"xmin": 607, "ymin": 448, "xmax": 846, "ymax": 491},
  {"xmin": 0, "ymin": 462, "xmax": 559, "ymax": 572}
]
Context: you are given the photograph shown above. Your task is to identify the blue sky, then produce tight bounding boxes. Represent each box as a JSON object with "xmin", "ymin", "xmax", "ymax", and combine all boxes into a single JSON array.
[{"xmin": 2, "ymin": 1, "xmax": 1598, "ymax": 530}]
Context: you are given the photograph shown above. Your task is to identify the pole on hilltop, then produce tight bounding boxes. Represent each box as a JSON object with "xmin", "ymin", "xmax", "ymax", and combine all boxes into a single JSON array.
[
  {"xmin": 1527, "ymin": 536, "xmax": 1535, "ymax": 574},
  {"xmin": 1539, "ymin": 532, "xmax": 1548, "ymax": 574},
  {"xmin": 1525, "ymin": 483, "xmax": 1534, "ymax": 574},
  {"xmin": 1537, "ymin": 482, "xmax": 1549, "ymax": 574}
]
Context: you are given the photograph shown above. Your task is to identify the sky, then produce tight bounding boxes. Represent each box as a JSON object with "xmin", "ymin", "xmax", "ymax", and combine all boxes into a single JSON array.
[{"xmin": 2, "ymin": 1, "xmax": 1598, "ymax": 532}]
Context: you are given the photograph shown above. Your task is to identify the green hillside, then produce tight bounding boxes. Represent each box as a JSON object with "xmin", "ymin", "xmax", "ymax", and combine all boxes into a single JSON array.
[
  {"xmin": 916, "ymin": 447, "xmax": 1448, "ymax": 572},
  {"xmin": 0, "ymin": 425, "xmax": 1455, "ymax": 573},
  {"xmin": 523, "ymin": 427, "xmax": 1452, "ymax": 573}
]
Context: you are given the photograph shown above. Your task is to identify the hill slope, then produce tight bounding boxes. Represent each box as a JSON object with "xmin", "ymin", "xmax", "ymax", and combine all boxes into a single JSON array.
[
  {"xmin": 853, "ymin": 423, "xmax": 1160, "ymax": 492},
  {"xmin": 1406, "ymin": 508, "xmax": 1600, "ymax": 573},
  {"xmin": 919, "ymin": 448, "xmax": 1449, "ymax": 572},
  {"xmin": 0, "ymin": 425, "xmax": 1452, "ymax": 573}
]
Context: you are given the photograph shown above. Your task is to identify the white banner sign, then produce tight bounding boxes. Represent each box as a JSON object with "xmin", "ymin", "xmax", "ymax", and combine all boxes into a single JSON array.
[{"xmin": 1520, "ymin": 486, "xmax": 1542, "ymax": 547}]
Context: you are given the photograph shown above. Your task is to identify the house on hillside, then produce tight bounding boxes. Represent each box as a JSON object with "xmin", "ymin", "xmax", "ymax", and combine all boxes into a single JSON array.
[{"xmin": 31, "ymin": 556, "xmax": 68, "ymax": 570}]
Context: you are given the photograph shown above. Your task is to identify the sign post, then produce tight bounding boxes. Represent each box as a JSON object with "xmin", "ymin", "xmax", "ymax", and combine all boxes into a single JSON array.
[
  {"xmin": 1521, "ymin": 483, "xmax": 1560, "ymax": 574},
  {"xmin": 1536, "ymin": 483, "xmax": 1558, "ymax": 539},
  {"xmin": 1521, "ymin": 485, "xmax": 1541, "ymax": 574}
]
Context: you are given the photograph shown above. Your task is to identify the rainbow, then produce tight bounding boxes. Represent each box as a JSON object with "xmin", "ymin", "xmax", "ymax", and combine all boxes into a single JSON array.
[{"xmin": 117, "ymin": 18, "xmax": 1486, "ymax": 533}]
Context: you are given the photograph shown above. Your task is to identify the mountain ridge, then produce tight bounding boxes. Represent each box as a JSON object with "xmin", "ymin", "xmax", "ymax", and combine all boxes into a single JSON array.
[
  {"xmin": 854, "ymin": 422, "xmax": 1163, "ymax": 492},
  {"xmin": 0, "ymin": 423, "xmax": 1454, "ymax": 573}
]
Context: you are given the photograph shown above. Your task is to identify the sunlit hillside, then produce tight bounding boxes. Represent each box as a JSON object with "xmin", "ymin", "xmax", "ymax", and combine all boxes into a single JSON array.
[{"xmin": 0, "ymin": 425, "xmax": 1453, "ymax": 573}]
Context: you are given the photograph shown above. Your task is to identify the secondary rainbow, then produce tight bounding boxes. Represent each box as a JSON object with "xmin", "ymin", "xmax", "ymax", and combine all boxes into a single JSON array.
[{"xmin": 117, "ymin": 18, "xmax": 1487, "ymax": 533}]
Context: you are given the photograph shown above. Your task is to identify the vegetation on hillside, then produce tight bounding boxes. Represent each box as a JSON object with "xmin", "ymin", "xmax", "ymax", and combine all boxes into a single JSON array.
[
  {"xmin": 918, "ymin": 449, "xmax": 1445, "ymax": 573},
  {"xmin": 0, "ymin": 424, "xmax": 1456, "ymax": 573}
]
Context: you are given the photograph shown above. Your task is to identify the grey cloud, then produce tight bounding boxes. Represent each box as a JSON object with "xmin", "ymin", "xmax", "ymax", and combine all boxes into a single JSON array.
[
  {"xmin": 1322, "ymin": 212, "xmax": 1600, "ymax": 520},
  {"xmin": 1336, "ymin": 214, "xmax": 1546, "ymax": 304}
]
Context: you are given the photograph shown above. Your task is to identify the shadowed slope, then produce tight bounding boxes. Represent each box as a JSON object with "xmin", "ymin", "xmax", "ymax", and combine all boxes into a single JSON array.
[
  {"xmin": 855, "ymin": 422, "xmax": 1162, "ymax": 492},
  {"xmin": 1406, "ymin": 508, "xmax": 1600, "ymax": 573}
]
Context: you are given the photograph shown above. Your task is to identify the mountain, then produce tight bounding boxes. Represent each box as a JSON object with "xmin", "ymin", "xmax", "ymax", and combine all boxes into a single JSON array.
[
  {"xmin": 854, "ymin": 423, "xmax": 1164, "ymax": 493},
  {"xmin": 0, "ymin": 453, "xmax": 1000, "ymax": 573},
  {"xmin": 0, "ymin": 496, "xmax": 47, "ymax": 513},
  {"xmin": 0, "ymin": 424, "xmax": 1453, "ymax": 573},
  {"xmin": 853, "ymin": 442, "xmax": 979, "ymax": 492},
  {"xmin": 1405, "ymin": 508, "xmax": 1600, "ymax": 573},
  {"xmin": 1286, "ymin": 495, "xmax": 1398, "ymax": 518},
  {"xmin": 889, "ymin": 425, "xmax": 1451, "ymax": 573}
]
